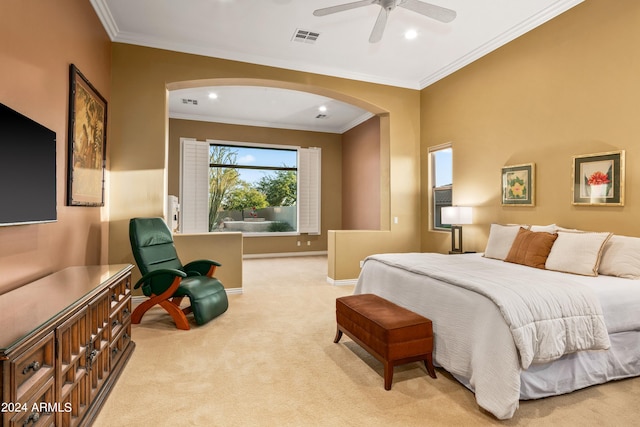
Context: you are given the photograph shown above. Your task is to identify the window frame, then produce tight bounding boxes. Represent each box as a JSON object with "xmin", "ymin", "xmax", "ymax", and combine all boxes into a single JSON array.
[
  {"xmin": 429, "ymin": 143, "xmax": 453, "ymax": 232},
  {"xmin": 207, "ymin": 140, "xmax": 299, "ymax": 237}
]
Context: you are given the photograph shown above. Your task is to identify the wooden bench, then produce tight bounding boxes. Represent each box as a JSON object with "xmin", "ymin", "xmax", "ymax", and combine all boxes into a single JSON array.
[{"xmin": 334, "ymin": 293, "xmax": 436, "ymax": 390}]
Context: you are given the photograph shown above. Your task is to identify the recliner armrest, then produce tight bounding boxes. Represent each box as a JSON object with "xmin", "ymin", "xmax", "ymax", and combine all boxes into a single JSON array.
[
  {"xmin": 183, "ymin": 259, "xmax": 222, "ymax": 277},
  {"xmin": 134, "ymin": 268, "xmax": 187, "ymax": 291}
]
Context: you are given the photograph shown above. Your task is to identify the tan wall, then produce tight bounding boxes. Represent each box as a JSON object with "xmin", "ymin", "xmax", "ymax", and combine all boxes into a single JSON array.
[
  {"xmin": 342, "ymin": 117, "xmax": 381, "ymax": 230},
  {"xmin": 173, "ymin": 233, "xmax": 243, "ymax": 289},
  {"xmin": 0, "ymin": 1, "xmax": 111, "ymax": 293},
  {"xmin": 109, "ymin": 44, "xmax": 421, "ymax": 281},
  {"xmin": 421, "ymin": 0, "xmax": 640, "ymax": 253},
  {"xmin": 168, "ymin": 118, "xmax": 342, "ymax": 255}
]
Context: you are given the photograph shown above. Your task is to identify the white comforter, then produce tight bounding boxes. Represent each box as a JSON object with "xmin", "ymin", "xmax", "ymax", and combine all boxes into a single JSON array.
[
  {"xmin": 354, "ymin": 253, "xmax": 621, "ymax": 419},
  {"xmin": 364, "ymin": 253, "xmax": 610, "ymax": 368}
]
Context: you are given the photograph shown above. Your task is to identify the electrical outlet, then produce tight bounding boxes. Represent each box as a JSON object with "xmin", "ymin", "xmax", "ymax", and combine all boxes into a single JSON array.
[
  {"xmin": 307, "ymin": 241, "xmax": 311, "ymax": 246},
  {"xmin": 297, "ymin": 241, "xmax": 301, "ymax": 246},
  {"xmin": 393, "ymin": 216, "xmax": 399, "ymax": 224}
]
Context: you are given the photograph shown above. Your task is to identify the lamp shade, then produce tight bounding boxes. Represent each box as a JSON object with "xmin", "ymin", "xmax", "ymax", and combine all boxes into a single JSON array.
[{"xmin": 441, "ymin": 206, "xmax": 473, "ymax": 225}]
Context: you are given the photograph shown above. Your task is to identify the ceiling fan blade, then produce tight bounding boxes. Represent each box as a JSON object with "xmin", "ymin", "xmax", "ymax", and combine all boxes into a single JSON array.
[
  {"xmin": 369, "ymin": 7, "xmax": 389, "ymax": 43},
  {"xmin": 398, "ymin": 0, "xmax": 457, "ymax": 23},
  {"xmin": 313, "ymin": 0, "xmax": 376, "ymax": 17}
]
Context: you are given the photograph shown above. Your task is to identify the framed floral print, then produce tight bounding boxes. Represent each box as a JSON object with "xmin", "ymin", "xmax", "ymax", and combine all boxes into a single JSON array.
[
  {"xmin": 572, "ymin": 150, "xmax": 624, "ymax": 206},
  {"xmin": 67, "ymin": 64, "xmax": 107, "ymax": 206},
  {"xmin": 501, "ymin": 163, "xmax": 535, "ymax": 206}
]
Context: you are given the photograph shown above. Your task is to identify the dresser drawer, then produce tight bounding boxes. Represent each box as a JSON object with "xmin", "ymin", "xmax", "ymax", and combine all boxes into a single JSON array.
[
  {"xmin": 109, "ymin": 297, "xmax": 132, "ymax": 341},
  {"xmin": 11, "ymin": 332, "xmax": 55, "ymax": 404},
  {"xmin": 8, "ymin": 377, "xmax": 56, "ymax": 427},
  {"xmin": 109, "ymin": 275, "xmax": 131, "ymax": 313},
  {"xmin": 110, "ymin": 322, "xmax": 132, "ymax": 368}
]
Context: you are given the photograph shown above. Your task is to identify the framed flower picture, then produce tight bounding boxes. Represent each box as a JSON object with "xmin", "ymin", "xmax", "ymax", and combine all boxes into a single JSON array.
[
  {"xmin": 572, "ymin": 150, "xmax": 625, "ymax": 206},
  {"xmin": 501, "ymin": 163, "xmax": 535, "ymax": 206}
]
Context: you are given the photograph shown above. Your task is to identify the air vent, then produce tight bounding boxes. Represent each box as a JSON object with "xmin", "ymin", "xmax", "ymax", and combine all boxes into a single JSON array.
[
  {"xmin": 293, "ymin": 29, "xmax": 320, "ymax": 44},
  {"xmin": 181, "ymin": 98, "xmax": 198, "ymax": 105},
  {"xmin": 315, "ymin": 114, "xmax": 328, "ymax": 119}
]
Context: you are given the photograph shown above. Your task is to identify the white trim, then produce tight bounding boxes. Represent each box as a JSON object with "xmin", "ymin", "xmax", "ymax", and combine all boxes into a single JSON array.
[
  {"xmin": 326, "ymin": 277, "xmax": 358, "ymax": 286},
  {"xmin": 418, "ymin": 0, "xmax": 584, "ymax": 88},
  {"xmin": 243, "ymin": 251, "xmax": 327, "ymax": 259},
  {"xmin": 92, "ymin": 0, "xmax": 583, "ymax": 90}
]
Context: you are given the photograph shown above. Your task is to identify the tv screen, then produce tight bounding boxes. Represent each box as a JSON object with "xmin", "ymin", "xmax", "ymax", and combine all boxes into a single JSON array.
[{"xmin": 0, "ymin": 102, "xmax": 57, "ymax": 226}]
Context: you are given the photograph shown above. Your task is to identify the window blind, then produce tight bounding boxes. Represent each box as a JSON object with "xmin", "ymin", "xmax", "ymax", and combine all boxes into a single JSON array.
[
  {"xmin": 298, "ymin": 147, "xmax": 321, "ymax": 234},
  {"xmin": 179, "ymin": 138, "xmax": 209, "ymax": 233}
]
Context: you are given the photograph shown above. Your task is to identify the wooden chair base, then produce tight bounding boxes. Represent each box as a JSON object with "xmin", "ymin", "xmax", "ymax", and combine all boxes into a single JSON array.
[{"xmin": 131, "ymin": 277, "xmax": 192, "ymax": 330}]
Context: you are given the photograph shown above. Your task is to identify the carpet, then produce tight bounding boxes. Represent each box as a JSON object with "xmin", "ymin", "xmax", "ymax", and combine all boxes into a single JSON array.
[{"xmin": 93, "ymin": 256, "xmax": 639, "ymax": 426}]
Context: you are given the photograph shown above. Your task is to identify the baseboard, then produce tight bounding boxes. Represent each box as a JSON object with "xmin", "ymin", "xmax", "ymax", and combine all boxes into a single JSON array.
[
  {"xmin": 326, "ymin": 277, "xmax": 358, "ymax": 286},
  {"xmin": 243, "ymin": 251, "xmax": 328, "ymax": 259}
]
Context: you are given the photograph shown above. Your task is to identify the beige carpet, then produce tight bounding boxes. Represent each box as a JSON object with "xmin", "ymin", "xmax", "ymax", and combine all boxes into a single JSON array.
[{"xmin": 94, "ymin": 256, "xmax": 639, "ymax": 426}]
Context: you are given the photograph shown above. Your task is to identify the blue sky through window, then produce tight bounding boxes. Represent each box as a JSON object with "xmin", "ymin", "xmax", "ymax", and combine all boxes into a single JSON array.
[
  {"xmin": 434, "ymin": 148, "xmax": 452, "ymax": 187},
  {"xmin": 212, "ymin": 145, "xmax": 297, "ymax": 184}
]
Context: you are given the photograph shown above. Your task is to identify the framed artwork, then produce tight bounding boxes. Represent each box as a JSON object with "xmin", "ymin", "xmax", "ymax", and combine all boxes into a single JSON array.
[
  {"xmin": 67, "ymin": 64, "xmax": 107, "ymax": 206},
  {"xmin": 501, "ymin": 163, "xmax": 535, "ymax": 206},
  {"xmin": 572, "ymin": 150, "xmax": 625, "ymax": 206}
]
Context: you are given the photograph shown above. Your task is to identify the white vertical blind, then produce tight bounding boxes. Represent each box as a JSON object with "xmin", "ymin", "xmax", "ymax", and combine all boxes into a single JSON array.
[
  {"xmin": 298, "ymin": 147, "xmax": 321, "ymax": 234},
  {"xmin": 180, "ymin": 138, "xmax": 209, "ymax": 233}
]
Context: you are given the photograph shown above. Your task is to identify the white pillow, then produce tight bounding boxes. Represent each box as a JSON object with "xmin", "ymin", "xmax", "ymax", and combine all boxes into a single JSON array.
[
  {"xmin": 598, "ymin": 235, "xmax": 640, "ymax": 279},
  {"xmin": 545, "ymin": 231, "xmax": 612, "ymax": 276},
  {"xmin": 529, "ymin": 224, "xmax": 557, "ymax": 233},
  {"xmin": 483, "ymin": 224, "xmax": 523, "ymax": 260}
]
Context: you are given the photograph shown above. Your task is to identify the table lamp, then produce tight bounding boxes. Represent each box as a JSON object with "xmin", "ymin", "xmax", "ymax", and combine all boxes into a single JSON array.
[{"xmin": 441, "ymin": 206, "xmax": 473, "ymax": 254}]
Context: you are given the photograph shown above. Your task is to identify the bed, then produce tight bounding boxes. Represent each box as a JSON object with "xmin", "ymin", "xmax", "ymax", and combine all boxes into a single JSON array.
[{"xmin": 354, "ymin": 225, "xmax": 640, "ymax": 420}]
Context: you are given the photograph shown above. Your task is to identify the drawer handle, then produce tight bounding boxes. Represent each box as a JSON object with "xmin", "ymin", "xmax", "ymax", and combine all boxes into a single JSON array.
[
  {"xmin": 22, "ymin": 411, "xmax": 40, "ymax": 426},
  {"xmin": 112, "ymin": 319, "xmax": 120, "ymax": 328},
  {"xmin": 112, "ymin": 347, "xmax": 119, "ymax": 357},
  {"xmin": 123, "ymin": 333, "xmax": 130, "ymax": 341},
  {"xmin": 123, "ymin": 308, "xmax": 130, "ymax": 317},
  {"xmin": 22, "ymin": 361, "xmax": 41, "ymax": 375},
  {"xmin": 111, "ymin": 293, "xmax": 117, "ymax": 301}
]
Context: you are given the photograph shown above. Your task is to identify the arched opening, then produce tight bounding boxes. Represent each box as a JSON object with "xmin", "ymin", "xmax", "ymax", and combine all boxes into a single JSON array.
[{"xmin": 165, "ymin": 78, "xmax": 390, "ymax": 256}]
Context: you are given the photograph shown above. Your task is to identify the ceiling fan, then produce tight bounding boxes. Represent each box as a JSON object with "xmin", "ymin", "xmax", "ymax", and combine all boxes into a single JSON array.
[{"xmin": 313, "ymin": 0, "xmax": 457, "ymax": 43}]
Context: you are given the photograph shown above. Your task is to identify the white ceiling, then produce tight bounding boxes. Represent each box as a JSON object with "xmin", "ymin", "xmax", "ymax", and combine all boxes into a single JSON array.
[{"xmin": 91, "ymin": 0, "xmax": 583, "ymax": 133}]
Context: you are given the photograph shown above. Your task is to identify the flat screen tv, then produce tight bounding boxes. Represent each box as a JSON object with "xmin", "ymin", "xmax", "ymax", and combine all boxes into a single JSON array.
[{"xmin": 0, "ymin": 102, "xmax": 57, "ymax": 226}]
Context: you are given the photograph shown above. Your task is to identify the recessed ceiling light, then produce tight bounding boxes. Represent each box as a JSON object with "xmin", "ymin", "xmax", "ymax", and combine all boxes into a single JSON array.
[
  {"xmin": 208, "ymin": 92, "xmax": 218, "ymax": 99},
  {"xmin": 405, "ymin": 29, "xmax": 418, "ymax": 40},
  {"xmin": 318, "ymin": 105, "xmax": 327, "ymax": 112}
]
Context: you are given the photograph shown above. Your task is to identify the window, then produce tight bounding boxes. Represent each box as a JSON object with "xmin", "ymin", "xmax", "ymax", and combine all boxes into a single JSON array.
[
  {"xmin": 180, "ymin": 139, "xmax": 320, "ymax": 235},
  {"xmin": 430, "ymin": 144, "xmax": 452, "ymax": 231}
]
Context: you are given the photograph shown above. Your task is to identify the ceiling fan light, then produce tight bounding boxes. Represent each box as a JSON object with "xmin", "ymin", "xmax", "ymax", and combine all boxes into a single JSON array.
[{"xmin": 404, "ymin": 29, "xmax": 418, "ymax": 40}]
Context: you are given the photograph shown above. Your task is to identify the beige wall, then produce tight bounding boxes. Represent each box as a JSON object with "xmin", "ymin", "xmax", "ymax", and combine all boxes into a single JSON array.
[
  {"xmin": 173, "ymin": 233, "xmax": 243, "ymax": 290},
  {"xmin": 421, "ymin": 0, "xmax": 640, "ymax": 253},
  {"xmin": 0, "ymin": 1, "xmax": 111, "ymax": 293},
  {"xmin": 342, "ymin": 117, "xmax": 381, "ymax": 230},
  {"xmin": 168, "ymin": 118, "xmax": 342, "ymax": 255},
  {"xmin": 108, "ymin": 44, "xmax": 421, "ymax": 281}
]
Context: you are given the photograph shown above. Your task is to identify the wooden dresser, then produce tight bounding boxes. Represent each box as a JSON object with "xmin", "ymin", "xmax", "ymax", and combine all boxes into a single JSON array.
[{"xmin": 0, "ymin": 265, "xmax": 135, "ymax": 427}]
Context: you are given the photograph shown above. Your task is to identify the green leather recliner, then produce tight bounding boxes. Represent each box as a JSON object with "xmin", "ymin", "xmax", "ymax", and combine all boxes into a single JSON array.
[{"xmin": 129, "ymin": 217, "xmax": 228, "ymax": 330}]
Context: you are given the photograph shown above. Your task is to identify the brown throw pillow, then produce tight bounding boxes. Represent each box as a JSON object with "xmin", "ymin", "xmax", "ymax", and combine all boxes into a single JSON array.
[{"xmin": 505, "ymin": 227, "xmax": 558, "ymax": 269}]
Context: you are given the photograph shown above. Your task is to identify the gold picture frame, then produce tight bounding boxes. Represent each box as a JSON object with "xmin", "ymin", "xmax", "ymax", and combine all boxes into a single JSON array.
[
  {"xmin": 572, "ymin": 150, "xmax": 625, "ymax": 206},
  {"xmin": 67, "ymin": 64, "xmax": 107, "ymax": 206},
  {"xmin": 501, "ymin": 163, "xmax": 535, "ymax": 206}
]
